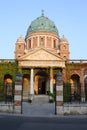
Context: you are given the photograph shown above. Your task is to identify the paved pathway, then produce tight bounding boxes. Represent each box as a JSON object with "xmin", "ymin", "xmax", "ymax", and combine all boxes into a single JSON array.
[{"xmin": 22, "ymin": 102, "xmax": 55, "ymax": 116}]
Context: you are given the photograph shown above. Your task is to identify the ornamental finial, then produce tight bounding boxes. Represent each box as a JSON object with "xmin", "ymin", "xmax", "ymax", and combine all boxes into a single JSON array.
[{"xmin": 42, "ymin": 10, "xmax": 44, "ymax": 16}]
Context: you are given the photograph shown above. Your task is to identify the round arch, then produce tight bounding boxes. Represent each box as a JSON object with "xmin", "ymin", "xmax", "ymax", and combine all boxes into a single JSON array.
[
  {"xmin": 4, "ymin": 74, "xmax": 12, "ymax": 83},
  {"xmin": 70, "ymin": 74, "xmax": 81, "ymax": 96},
  {"xmin": 23, "ymin": 74, "xmax": 30, "ymax": 101},
  {"xmin": 4, "ymin": 74, "xmax": 13, "ymax": 102}
]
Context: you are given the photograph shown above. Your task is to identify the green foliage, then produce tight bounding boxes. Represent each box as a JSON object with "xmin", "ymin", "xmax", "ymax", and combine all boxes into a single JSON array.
[
  {"xmin": 49, "ymin": 92, "xmax": 55, "ymax": 103},
  {"xmin": 49, "ymin": 99, "xmax": 54, "ymax": 103},
  {"xmin": 0, "ymin": 60, "xmax": 18, "ymax": 82},
  {"xmin": 49, "ymin": 92, "xmax": 55, "ymax": 98},
  {"xmin": 66, "ymin": 63, "xmax": 81, "ymax": 69},
  {"xmin": 0, "ymin": 82, "xmax": 15, "ymax": 102},
  {"xmin": 22, "ymin": 68, "xmax": 30, "ymax": 75},
  {"xmin": 28, "ymin": 99, "xmax": 32, "ymax": 103},
  {"xmin": 0, "ymin": 60, "xmax": 17, "ymax": 102},
  {"xmin": 0, "ymin": 84, "xmax": 4, "ymax": 101}
]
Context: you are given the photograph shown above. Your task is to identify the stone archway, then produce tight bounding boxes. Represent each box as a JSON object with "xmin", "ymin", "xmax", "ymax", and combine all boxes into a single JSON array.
[
  {"xmin": 4, "ymin": 74, "xmax": 12, "ymax": 83},
  {"xmin": 34, "ymin": 70, "xmax": 49, "ymax": 95},
  {"xmin": 4, "ymin": 74, "xmax": 13, "ymax": 102},
  {"xmin": 70, "ymin": 74, "xmax": 81, "ymax": 100},
  {"xmin": 23, "ymin": 74, "xmax": 30, "ymax": 101}
]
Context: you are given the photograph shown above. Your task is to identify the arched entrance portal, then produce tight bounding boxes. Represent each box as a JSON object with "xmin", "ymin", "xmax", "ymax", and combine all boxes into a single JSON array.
[
  {"xmin": 4, "ymin": 74, "xmax": 13, "ymax": 102},
  {"xmin": 23, "ymin": 74, "xmax": 30, "ymax": 101},
  {"xmin": 70, "ymin": 74, "xmax": 81, "ymax": 100},
  {"xmin": 34, "ymin": 70, "xmax": 49, "ymax": 94}
]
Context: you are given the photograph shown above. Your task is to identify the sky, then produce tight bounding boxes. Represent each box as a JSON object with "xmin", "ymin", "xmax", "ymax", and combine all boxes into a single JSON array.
[{"xmin": 0, "ymin": 0, "xmax": 87, "ymax": 59}]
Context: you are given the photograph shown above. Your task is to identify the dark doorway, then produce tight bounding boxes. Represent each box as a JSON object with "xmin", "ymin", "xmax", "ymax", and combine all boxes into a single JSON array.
[
  {"xmin": 42, "ymin": 81, "xmax": 46, "ymax": 94},
  {"xmin": 38, "ymin": 76, "xmax": 46, "ymax": 94},
  {"xmin": 70, "ymin": 74, "xmax": 81, "ymax": 101},
  {"xmin": 35, "ymin": 70, "xmax": 48, "ymax": 94}
]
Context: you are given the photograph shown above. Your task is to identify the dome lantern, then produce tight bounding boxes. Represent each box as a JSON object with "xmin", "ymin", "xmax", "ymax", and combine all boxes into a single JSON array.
[{"xmin": 41, "ymin": 10, "xmax": 44, "ymax": 17}]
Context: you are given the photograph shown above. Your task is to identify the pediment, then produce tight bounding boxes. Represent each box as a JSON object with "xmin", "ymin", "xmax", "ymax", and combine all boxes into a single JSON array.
[{"xmin": 19, "ymin": 48, "xmax": 64, "ymax": 61}]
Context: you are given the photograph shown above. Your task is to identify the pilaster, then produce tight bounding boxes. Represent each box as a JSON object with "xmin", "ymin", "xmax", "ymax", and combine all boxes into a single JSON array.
[{"xmin": 80, "ymin": 69, "xmax": 85, "ymax": 102}]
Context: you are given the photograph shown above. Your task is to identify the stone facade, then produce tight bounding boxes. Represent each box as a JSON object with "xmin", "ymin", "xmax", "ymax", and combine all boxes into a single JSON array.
[
  {"xmin": 0, "ymin": 12, "xmax": 87, "ymax": 114},
  {"xmin": 13, "ymin": 13, "xmax": 87, "ymax": 102}
]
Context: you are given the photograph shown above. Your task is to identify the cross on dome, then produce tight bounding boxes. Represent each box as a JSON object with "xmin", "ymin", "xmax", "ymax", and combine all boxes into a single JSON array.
[{"xmin": 41, "ymin": 10, "xmax": 44, "ymax": 16}]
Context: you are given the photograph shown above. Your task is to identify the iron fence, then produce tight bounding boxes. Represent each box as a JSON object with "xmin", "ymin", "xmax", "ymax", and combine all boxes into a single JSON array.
[
  {"xmin": 0, "ymin": 82, "xmax": 14, "ymax": 103},
  {"xmin": 63, "ymin": 83, "xmax": 81, "ymax": 103}
]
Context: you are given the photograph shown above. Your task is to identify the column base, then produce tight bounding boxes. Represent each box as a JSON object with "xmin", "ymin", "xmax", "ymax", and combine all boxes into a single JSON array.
[
  {"xmin": 28, "ymin": 94, "xmax": 34, "ymax": 103},
  {"xmin": 56, "ymin": 106, "xmax": 64, "ymax": 115},
  {"xmin": 81, "ymin": 95, "xmax": 85, "ymax": 102}
]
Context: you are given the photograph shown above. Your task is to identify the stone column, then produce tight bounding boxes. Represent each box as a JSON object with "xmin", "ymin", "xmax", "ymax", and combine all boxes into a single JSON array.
[
  {"xmin": 14, "ymin": 72, "xmax": 22, "ymax": 114},
  {"xmin": 56, "ymin": 72, "xmax": 64, "ymax": 115},
  {"xmin": 31, "ymin": 37, "xmax": 33, "ymax": 48},
  {"xmin": 30, "ymin": 68, "xmax": 34, "ymax": 101},
  {"xmin": 34, "ymin": 76, "xmax": 38, "ymax": 94},
  {"xmin": 50, "ymin": 68, "xmax": 53, "ymax": 93},
  {"xmin": 80, "ymin": 69, "xmax": 85, "ymax": 102}
]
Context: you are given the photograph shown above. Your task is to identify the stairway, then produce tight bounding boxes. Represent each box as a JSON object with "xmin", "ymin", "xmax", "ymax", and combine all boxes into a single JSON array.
[{"xmin": 33, "ymin": 95, "xmax": 49, "ymax": 104}]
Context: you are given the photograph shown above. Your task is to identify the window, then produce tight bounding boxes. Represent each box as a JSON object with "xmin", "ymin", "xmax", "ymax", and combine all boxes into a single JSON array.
[
  {"xmin": 18, "ymin": 45, "xmax": 21, "ymax": 49},
  {"xmin": 40, "ymin": 37, "xmax": 44, "ymax": 47},
  {"xmin": 63, "ymin": 45, "xmax": 66, "ymax": 50},
  {"xmin": 54, "ymin": 40, "xmax": 56, "ymax": 48},
  {"xmin": 29, "ymin": 39, "xmax": 31, "ymax": 48},
  {"xmin": 63, "ymin": 56, "xmax": 66, "ymax": 59}
]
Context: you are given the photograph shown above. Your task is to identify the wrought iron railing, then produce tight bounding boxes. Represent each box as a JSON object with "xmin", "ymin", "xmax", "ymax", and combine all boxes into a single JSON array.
[
  {"xmin": 63, "ymin": 83, "xmax": 81, "ymax": 103},
  {"xmin": 0, "ymin": 82, "xmax": 14, "ymax": 103}
]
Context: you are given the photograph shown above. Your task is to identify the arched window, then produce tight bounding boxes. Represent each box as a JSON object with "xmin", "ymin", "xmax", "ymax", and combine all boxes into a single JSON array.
[
  {"xmin": 28, "ymin": 39, "xmax": 31, "ymax": 49},
  {"xmin": 63, "ymin": 45, "xmax": 66, "ymax": 50},
  {"xmin": 63, "ymin": 56, "xmax": 66, "ymax": 59},
  {"xmin": 18, "ymin": 45, "xmax": 21, "ymax": 49},
  {"xmin": 4, "ymin": 74, "xmax": 13, "ymax": 102},
  {"xmin": 40, "ymin": 37, "xmax": 44, "ymax": 47},
  {"xmin": 54, "ymin": 40, "xmax": 56, "ymax": 48}
]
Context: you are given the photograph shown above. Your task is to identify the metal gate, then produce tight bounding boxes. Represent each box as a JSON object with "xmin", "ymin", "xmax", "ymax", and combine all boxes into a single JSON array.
[{"xmin": 0, "ymin": 82, "xmax": 14, "ymax": 103}]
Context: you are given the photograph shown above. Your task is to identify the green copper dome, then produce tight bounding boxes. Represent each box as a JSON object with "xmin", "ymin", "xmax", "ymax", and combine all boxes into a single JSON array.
[{"xmin": 26, "ymin": 11, "xmax": 58, "ymax": 36}]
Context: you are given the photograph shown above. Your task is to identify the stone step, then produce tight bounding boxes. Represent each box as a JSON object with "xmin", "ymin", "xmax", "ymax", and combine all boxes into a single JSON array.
[{"xmin": 33, "ymin": 95, "xmax": 49, "ymax": 103}]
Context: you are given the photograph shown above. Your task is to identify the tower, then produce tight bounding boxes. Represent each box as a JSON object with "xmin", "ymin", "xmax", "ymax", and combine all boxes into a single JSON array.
[
  {"xmin": 14, "ymin": 36, "xmax": 25, "ymax": 59},
  {"xmin": 59, "ymin": 35, "xmax": 70, "ymax": 60}
]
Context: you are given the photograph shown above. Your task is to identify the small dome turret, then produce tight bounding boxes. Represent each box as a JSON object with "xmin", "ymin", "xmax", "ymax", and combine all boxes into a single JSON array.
[
  {"xmin": 16, "ymin": 36, "xmax": 25, "ymax": 43},
  {"xmin": 60, "ymin": 35, "xmax": 68, "ymax": 43}
]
